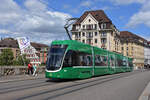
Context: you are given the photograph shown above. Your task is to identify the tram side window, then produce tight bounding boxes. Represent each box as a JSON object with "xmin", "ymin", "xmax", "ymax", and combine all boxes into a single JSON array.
[
  {"xmin": 117, "ymin": 58, "xmax": 123, "ymax": 67},
  {"xmin": 109, "ymin": 55, "xmax": 115, "ymax": 66},
  {"xmin": 129, "ymin": 61, "xmax": 133, "ymax": 67},
  {"xmin": 78, "ymin": 53, "xmax": 93, "ymax": 66},
  {"xmin": 63, "ymin": 51, "xmax": 93, "ymax": 67},
  {"xmin": 95, "ymin": 55, "xmax": 108, "ymax": 66},
  {"xmin": 122, "ymin": 59, "xmax": 128, "ymax": 67},
  {"xmin": 102, "ymin": 56, "xmax": 108, "ymax": 66},
  {"xmin": 86, "ymin": 55, "xmax": 93, "ymax": 66}
]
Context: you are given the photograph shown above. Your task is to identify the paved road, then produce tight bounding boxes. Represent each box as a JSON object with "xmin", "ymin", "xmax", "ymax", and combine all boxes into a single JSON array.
[{"xmin": 0, "ymin": 70, "xmax": 150, "ymax": 100}]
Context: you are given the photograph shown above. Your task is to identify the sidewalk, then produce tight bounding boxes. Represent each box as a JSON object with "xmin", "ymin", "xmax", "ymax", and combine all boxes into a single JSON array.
[
  {"xmin": 139, "ymin": 82, "xmax": 150, "ymax": 100},
  {"xmin": 0, "ymin": 74, "xmax": 45, "ymax": 83}
]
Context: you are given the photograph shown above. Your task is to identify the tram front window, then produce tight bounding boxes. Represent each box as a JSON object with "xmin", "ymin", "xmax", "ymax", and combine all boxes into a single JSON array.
[{"xmin": 46, "ymin": 45, "xmax": 67, "ymax": 70}]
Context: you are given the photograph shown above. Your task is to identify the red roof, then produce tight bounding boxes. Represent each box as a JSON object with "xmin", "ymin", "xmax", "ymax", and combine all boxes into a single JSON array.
[
  {"xmin": 75, "ymin": 10, "xmax": 112, "ymax": 24},
  {"xmin": 120, "ymin": 31, "xmax": 146, "ymax": 41}
]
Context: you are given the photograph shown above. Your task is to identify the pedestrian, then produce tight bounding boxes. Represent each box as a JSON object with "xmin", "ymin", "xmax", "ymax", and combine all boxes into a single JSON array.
[
  {"xmin": 33, "ymin": 64, "xmax": 37, "ymax": 76},
  {"xmin": 31, "ymin": 63, "xmax": 33, "ymax": 74},
  {"xmin": 27, "ymin": 63, "xmax": 32, "ymax": 75}
]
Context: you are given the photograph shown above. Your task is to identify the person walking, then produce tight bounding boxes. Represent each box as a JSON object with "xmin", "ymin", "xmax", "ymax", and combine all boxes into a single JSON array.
[
  {"xmin": 28, "ymin": 63, "xmax": 31, "ymax": 75},
  {"xmin": 28, "ymin": 63, "xmax": 33, "ymax": 75},
  {"xmin": 33, "ymin": 64, "xmax": 37, "ymax": 76}
]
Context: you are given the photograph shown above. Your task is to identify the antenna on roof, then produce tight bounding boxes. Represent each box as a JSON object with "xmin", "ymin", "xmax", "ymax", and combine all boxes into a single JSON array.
[{"xmin": 64, "ymin": 18, "xmax": 78, "ymax": 40}]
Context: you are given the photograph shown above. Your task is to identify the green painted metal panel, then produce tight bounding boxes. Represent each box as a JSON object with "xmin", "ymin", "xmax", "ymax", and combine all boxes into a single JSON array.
[{"xmin": 45, "ymin": 40, "xmax": 133, "ymax": 79}]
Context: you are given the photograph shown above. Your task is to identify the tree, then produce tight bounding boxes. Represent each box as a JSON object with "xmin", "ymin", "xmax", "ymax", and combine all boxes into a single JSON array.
[
  {"xmin": 13, "ymin": 54, "xmax": 30, "ymax": 66},
  {"xmin": 0, "ymin": 48, "xmax": 14, "ymax": 66}
]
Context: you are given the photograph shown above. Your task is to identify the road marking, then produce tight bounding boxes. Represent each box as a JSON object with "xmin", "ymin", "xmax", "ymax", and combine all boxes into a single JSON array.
[{"xmin": 139, "ymin": 82, "xmax": 150, "ymax": 100}]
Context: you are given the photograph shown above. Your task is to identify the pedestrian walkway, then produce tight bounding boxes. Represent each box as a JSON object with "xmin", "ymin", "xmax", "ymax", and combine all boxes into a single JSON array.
[
  {"xmin": 139, "ymin": 81, "xmax": 150, "ymax": 100},
  {"xmin": 0, "ymin": 74, "xmax": 45, "ymax": 83}
]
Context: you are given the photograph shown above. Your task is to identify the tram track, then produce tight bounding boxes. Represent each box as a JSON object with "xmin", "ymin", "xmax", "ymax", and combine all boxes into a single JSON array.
[
  {"xmin": 0, "ymin": 78, "xmax": 47, "ymax": 90},
  {"xmin": 0, "ymin": 80, "xmax": 48, "ymax": 92},
  {"xmin": 17, "ymin": 70, "xmax": 146, "ymax": 100},
  {"xmin": 0, "ymin": 76, "xmax": 45, "ymax": 84},
  {"xmin": 0, "ymin": 78, "xmax": 61, "ymax": 95}
]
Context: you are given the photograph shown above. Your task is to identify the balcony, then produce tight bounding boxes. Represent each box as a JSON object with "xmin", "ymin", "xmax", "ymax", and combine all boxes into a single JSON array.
[
  {"xmin": 75, "ymin": 36, "xmax": 81, "ymax": 39},
  {"xmin": 71, "ymin": 29, "xmax": 80, "ymax": 32},
  {"xmin": 81, "ymin": 27, "xmax": 97, "ymax": 31},
  {"xmin": 101, "ymin": 34, "xmax": 107, "ymax": 38},
  {"xmin": 86, "ymin": 35, "xmax": 93, "ymax": 39}
]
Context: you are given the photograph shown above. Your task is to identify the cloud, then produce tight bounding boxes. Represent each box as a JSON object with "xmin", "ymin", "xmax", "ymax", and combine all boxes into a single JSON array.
[
  {"xmin": 80, "ymin": 1, "xmax": 92, "ymax": 7},
  {"xmin": 0, "ymin": 0, "xmax": 72, "ymax": 44},
  {"xmin": 110, "ymin": 0, "xmax": 147, "ymax": 5},
  {"xmin": 24, "ymin": 0, "xmax": 47, "ymax": 12},
  {"xmin": 0, "ymin": 0, "xmax": 22, "ymax": 26},
  {"xmin": 126, "ymin": 11, "xmax": 150, "ymax": 28},
  {"xmin": 126, "ymin": 1, "xmax": 150, "ymax": 28}
]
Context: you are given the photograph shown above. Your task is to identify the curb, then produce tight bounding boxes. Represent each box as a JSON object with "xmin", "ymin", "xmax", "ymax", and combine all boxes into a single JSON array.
[
  {"xmin": 139, "ymin": 82, "xmax": 150, "ymax": 100},
  {"xmin": 0, "ymin": 75, "xmax": 45, "ymax": 83}
]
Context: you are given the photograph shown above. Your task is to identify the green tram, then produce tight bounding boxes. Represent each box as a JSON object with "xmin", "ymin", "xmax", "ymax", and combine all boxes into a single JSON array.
[{"xmin": 45, "ymin": 40, "xmax": 133, "ymax": 79}]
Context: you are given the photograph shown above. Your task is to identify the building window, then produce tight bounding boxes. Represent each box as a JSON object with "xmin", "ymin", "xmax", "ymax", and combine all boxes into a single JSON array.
[
  {"xmin": 82, "ymin": 32, "xmax": 85, "ymax": 36},
  {"xmin": 87, "ymin": 39, "xmax": 92, "ymax": 44},
  {"xmin": 95, "ymin": 39, "xmax": 97, "ymax": 43},
  {"xmin": 101, "ymin": 39, "xmax": 106, "ymax": 44},
  {"xmin": 88, "ymin": 32, "xmax": 93, "ymax": 37},
  {"xmin": 94, "ymin": 24, "xmax": 97, "ymax": 29},
  {"xmin": 75, "ymin": 34, "xmax": 78, "ymax": 38},
  {"xmin": 95, "ymin": 32, "xmax": 97, "ymax": 36},
  {"xmin": 83, "ymin": 25, "xmax": 85, "ymax": 29},
  {"xmin": 101, "ymin": 32, "xmax": 106, "ymax": 36},
  {"xmin": 82, "ymin": 39, "xmax": 85, "ymax": 43},
  {"xmin": 91, "ymin": 24, "xmax": 93, "ymax": 29},
  {"xmin": 86, "ymin": 25, "xmax": 89, "ymax": 29},
  {"xmin": 122, "ymin": 47, "xmax": 124, "ymax": 51},
  {"xmin": 89, "ymin": 19, "xmax": 91, "ymax": 22},
  {"xmin": 101, "ymin": 23, "xmax": 107, "ymax": 29},
  {"xmin": 79, "ymin": 32, "xmax": 81, "ymax": 37}
]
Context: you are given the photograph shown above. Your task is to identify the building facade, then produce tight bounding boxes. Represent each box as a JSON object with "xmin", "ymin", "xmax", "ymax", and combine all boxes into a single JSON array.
[
  {"xmin": 71, "ymin": 10, "xmax": 121, "ymax": 53},
  {"xmin": 0, "ymin": 38, "xmax": 20, "ymax": 59},
  {"xmin": 120, "ymin": 31, "xmax": 145, "ymax": 68},
  {"xmin": 144, "ymin": 41, "xmax": 150, "ymax": 68},
  {"xmin": 0, "ymin": 38, "xmax": 49, "ymax": 64}
]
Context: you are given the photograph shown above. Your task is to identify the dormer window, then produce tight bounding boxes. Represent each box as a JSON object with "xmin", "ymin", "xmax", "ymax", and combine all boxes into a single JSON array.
[{"xmin": 101, "ymin": 23, "xmax": 107, "ymax": 29}]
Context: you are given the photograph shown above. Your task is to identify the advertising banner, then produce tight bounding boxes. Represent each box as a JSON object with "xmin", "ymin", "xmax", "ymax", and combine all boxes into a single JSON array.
[
  {"xmin": 17, "ymin": 37, "xmax": 30, "ymax": 50},
  {"xmin": 17, "ymin": 37, "xmax": 41, "ymax": 65}
]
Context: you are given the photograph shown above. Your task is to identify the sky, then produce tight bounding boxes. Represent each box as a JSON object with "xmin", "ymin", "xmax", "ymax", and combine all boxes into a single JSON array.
[{"xmin": 0, "ymin": 0, "xmax": 150, "ymax": 45}]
